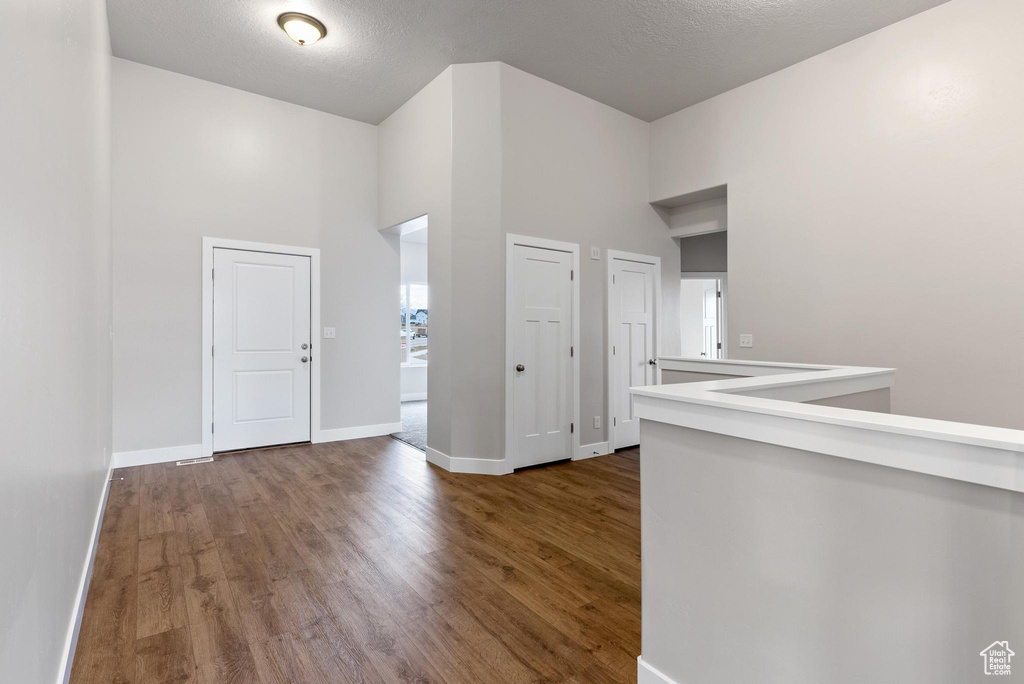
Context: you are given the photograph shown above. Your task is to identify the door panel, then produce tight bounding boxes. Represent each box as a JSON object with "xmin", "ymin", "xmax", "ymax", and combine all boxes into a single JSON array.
[
  {"xmin": 611, "ymin": 258, "xmax": 657, "ymax": 449},
  {"xmin": 703, "ymin": 285, "xmax": 719, "ymax": 359},
  {"xmin": 512, "ymin": 245, "xmax": 573, "ymax": 469},
  {"xmin": 233, "ymin": 370, "xmax": 294, "ymax": 422},
  {"xmin": 213, "ymin": 248, "xmax": 311, "ymax": 452},
  {"xmin": 233, "ymin": 263, "xmax": 296, "ymax": 351}
]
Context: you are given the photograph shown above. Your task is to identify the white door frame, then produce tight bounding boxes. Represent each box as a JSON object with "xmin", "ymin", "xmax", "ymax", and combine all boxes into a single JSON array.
[
  {"xmin": 201, "ymin": 237, "xmax": 321, "ymax": 457},
  {"xmin": 606, "ymin": 249, "xmax": 662, "ymax": 452},
  {"xmin": 680, "ymin": 272, "xmax": 728, "ymax": 359},
  {"xmin": 504, "ymin": 233, "xmax": 581, "ymax": 465}
]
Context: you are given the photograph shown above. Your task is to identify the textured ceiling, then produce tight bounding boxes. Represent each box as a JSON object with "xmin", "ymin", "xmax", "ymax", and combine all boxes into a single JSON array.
[{"xmin": 107, "ymin": 0, "xmax": 951, "ymax": 124}]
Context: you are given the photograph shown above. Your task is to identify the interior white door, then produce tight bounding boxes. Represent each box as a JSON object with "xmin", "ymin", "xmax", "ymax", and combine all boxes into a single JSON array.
[
  {"xmin": 213, "ymin": 248, "xmax": 311, "ymax": 452},
  {"xmin": 611, "ymin": 258, "xmax": 657, "ymax": 449},
  {"xmin": 703, "ymin": 284, "xmax": 719, "ymax": 359},
  {"xmin": 511, "ymin": 244, "xmax": 574, "ymax": 468}
]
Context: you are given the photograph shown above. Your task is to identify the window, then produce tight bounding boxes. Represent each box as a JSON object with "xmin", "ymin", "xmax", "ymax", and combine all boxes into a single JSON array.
[{"xmin": 400, "ymin": 282, "xmax": 428, "ymax": 365}]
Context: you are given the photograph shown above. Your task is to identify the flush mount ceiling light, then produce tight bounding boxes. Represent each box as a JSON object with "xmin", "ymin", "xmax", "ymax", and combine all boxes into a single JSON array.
[{"xmin": 277, "ymin": 12, "xmax": 326, "ymax": 46}]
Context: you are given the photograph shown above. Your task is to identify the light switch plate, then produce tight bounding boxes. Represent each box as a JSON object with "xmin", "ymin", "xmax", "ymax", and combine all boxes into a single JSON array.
[
  {"xmin": 590, "ymin": 247, "xmax": 601, "ymax": 260},
  {"xmin": 594, "ymin": 416, "xmax": 601, "ymax": 429},
  {"xmin": 739, "ymin": 334, "xmax": 754, "ymax": 348},
  {"xmin": 323, "ymin": 327, "xmax": 336, "ymax": 339}
]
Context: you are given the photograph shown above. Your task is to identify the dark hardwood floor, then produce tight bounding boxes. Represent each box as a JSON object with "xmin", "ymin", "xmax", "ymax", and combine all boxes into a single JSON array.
[{"xmin": 69, "ymin": 436, "xmax": 641, "ymax": 684}]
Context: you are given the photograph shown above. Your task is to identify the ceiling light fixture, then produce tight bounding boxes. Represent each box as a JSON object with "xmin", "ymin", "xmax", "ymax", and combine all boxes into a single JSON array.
[{"xmin": 277, "ymin": 12, "xmax": 326, "ymax": 46}]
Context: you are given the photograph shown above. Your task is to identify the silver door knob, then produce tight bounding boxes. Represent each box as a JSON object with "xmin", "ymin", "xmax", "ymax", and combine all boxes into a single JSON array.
[
  {"xmin": 301, "ymin": 356, "xmax": 309, "ymax": 363},
  {"xmin": 301, "ymin": 343, "xmax": 308, "ymax": 350},
  {"xmin": 516, "ymin": 364, "xmax": 525, "ymax": 372},
  {"xmin": 648, "ymin": 359, "xmax": 657, "ymax": 366}
]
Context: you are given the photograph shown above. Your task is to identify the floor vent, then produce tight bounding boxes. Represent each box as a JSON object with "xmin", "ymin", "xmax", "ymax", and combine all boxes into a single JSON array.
[{"xmin": 176, "ymin": 457, "xmax": 214, "ymax": 467}]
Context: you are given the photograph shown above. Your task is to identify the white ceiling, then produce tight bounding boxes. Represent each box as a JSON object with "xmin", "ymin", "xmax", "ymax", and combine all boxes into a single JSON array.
[{"xmin": 107, "ymin": 0, "xmax": 951, "ymax": 125}]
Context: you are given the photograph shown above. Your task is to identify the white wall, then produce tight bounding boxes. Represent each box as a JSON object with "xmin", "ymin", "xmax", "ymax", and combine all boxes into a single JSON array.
[
  {"xmin": 112, "ymin": 59, "xmax": 395, "ymax": 452},
  {"xmin": 668, "ymin": 195, "xmax": 727, "ymax": 238},
  {"xmin": 401, "ymin": 365, "xmax": 428, "ymax": 401},
  {"xmin": 379, "ymin": 68, "xmax": 453, "ymax": 454},
  {"xmin": 641, "ymin": 420, "xmax": 1022, "ymax": 684},
  {"xmin": 650, "ymin": 0, "xmax": 1024, "ymax": 429},
  {"xmin": 400, "ymin": 241, "xmax": 428, "ymax": 282},
  {"xmin": 0, "ymin": 1, "xmax": 113, "ymax": 681},
  {"xmin": 500, "ymin": 64, "xmax": 682, "ymax": 449}
]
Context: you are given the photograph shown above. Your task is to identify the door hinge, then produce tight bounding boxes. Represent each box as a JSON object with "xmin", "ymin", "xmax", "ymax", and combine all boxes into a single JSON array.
[
  {"xmin": 717, "ymin": 289, "xmax": 721, "ymax": 298},
  {"xmin": 212, "ymin": 268, "xmax": 215, "ymax": 281},
  {"xmin": 570, "ymin": 346, "xmax": 574, "ymax": 357},
  {"xmin": 612, "ymin": 345, "xmax": 616, "ymax": 355},
  {"xmin": 612, "ymin": 274, "xmax": 616, "ymax": 285},
  {"xmin": 570, "ymin": 269, "xmax": 574, "ymax": 281},
  {"xmin": 613, "ymin": 417, "xmax": 617, "ymax": 426},
  {"xmin": 570, "ymin": 423, "xmax": 574, "ymax": 434},
  {"xmin": 211, "ymin": 422, "xmax": 214, "ymax": 434},
  {"xmin": 211, "ymin": 345, "xmax": 214, "ymax": 357},
  {"xmin": 717, "ymin": 342, "xmax": 722, "ymax": 350}
]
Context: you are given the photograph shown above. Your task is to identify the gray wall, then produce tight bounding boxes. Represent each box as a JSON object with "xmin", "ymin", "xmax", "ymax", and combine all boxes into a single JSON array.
[
  {"xmin": 662, "ymin": 369, "xmax": 743, "ymax": 383},
  {"xmin": 112, "ymin": 59, "xmax": 394, "ymax": 452},
  {"xmin": 0, "ymin": 1, "xmax": 113, "ymax": 680},
  {"xmin": 378, "ymin": 67, "xmax": 454, "ymax": 455},
  {"xmin": 499, "ymin": 63, "xmax": 682, "ymax": 451},
  {"xmin": 380, "ymin": 63, "xmax": 683, "ymax": 460},
  {"xmin": 680, "ymin": 231, "xmax": 727, "ymax": 273},
  {"xmin": 450, "ymin": 63, "xmax": 506, "ymax": 459},
  {"xmin": 807, "ymin": 387, "xmax": 890, "ymax": 412},
  {"xmin": 650, "ymin": 0, "xmax": 1024, "ymax": 429},
  {"xmin": 641, "ymin": 420, "xmax": 1024, "ymax": 684}
]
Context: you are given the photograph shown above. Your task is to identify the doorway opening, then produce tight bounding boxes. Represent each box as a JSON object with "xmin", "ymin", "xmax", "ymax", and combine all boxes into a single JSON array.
[
  {"xmin": 680, "ymin": 275, "xmax": 726, "ymax": 358},
  {"xmin": 391, "ymin": 217, "xmax": 428, "ymax": 451}
]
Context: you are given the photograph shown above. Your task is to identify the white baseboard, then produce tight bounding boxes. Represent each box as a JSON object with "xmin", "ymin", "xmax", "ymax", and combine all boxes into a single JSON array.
[
  {"xmin": 576, "ymin": 441, "xmax": 610, "ymax": 460},
  {"xmin": 401, "ymin": 392, "xmax": 427, "ymax": 402},
  {"xmin": 112, "ymin": 443, "xmax": 202, "ymax": 468},
  {"xmin": 315, "ymin": 422, "xmax": 403, "ymax": 444},
  {"xmin": 113, "ymin": 422, "xmax": 402, "ymax": 469},
  {"xmin": 58, "ymin": 458, "xmax": 114, "ymax": 684},
  {"xmin": 425, "ymin": 447, "xmax": 511, "ymax": 475},
  {"xmin": 638, "ymin": 656, "xmax": 680, "ymax": 684}
]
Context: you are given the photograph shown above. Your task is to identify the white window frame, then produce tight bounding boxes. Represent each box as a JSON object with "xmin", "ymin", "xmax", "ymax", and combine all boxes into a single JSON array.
[{"xmin": 401, "ymin": 280, "xmax": 428, "ymax": 367}]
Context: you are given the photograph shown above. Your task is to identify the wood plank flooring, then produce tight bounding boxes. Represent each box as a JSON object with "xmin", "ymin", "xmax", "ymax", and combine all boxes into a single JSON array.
[{"xmin": 70, "ymin": 437, "xmax": 641, "ymax": 684}]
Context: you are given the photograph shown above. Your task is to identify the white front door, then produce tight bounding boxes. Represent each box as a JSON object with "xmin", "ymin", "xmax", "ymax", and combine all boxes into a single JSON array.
[
  {"xmin": 213, "ymin": 248, "xmax": 311, "ymax": 452},
  {"xmin": 511, "ymin": 244, "xmax": 574, "ymax": 468},
  {"xmin": 611, "ymin": 257, "xmax": 657, "ymax": 449}
]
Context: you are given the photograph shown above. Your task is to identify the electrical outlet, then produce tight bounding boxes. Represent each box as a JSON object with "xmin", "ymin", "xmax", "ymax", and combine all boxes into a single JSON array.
[
  {"xmin": 590, "ymin": 247, "xmax": 601, "ymax": 260},
  {"xmin": 323, "ymin": 327, "xmax": 336, "ymax": 339},
  {"xmin": 593, "ymin": 416, "xmax": 601, "ymax": 429},
  {"xmin": 739, "ymin": 334, "xmax": 754, "ymax": 348}
]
